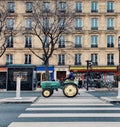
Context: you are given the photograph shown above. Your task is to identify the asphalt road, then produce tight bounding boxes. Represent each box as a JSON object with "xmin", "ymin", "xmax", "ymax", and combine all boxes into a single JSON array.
[{"xmin": 0, "ymin": 89, "xmax": 120, "ymax": 127}]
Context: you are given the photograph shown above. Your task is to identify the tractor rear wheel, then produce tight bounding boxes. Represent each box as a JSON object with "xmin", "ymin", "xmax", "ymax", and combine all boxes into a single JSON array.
[
  {"xmin": 63, "ymin": 84, "xmax": 78, "ymax": 98},
  {"xmin": 42, "ymin": 89, "xmax": 52, "ymax": 98}
]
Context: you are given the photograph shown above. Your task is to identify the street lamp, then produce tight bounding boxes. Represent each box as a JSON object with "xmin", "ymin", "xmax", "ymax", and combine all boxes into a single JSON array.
[
  {"xmin": 86, "ymin": 60, "xmax": 92, "ymax": 91},
  {"xmin": 117, "ymin": 36, "xmax": 120, "ymax": 98}
]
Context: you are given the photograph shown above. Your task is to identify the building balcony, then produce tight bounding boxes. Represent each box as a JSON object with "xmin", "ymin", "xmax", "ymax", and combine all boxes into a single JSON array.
[
  {"xmin": 75, "ymin": 9, "xmax": 82, "ymax": 13},
  {"xmin": 91, "ymin": 45, "xmax": 98, "ymax": 48},
  {"xmin": 91, "ymin": 10, "xmax": 98, "ymax": 13},
  {"xmin": 107, "ymin": 10, "xmax": 114, "ymax": 13},
  {"xmin": 107, "ymin": 62, "xmax": 114, "ymax": 65},
  {"xmin": 75, "ymin": 27, "xmax": 82, "ymax": 30},
  {"xmin": 91, "ymin": 27, "xmax": 98, "ymax": 30},
  {"xmin": 26, "ymin": 10, "xmax": 33, "ymax": 13},
  {"xmin": 58, "ymin": 62, "xmax": 65, "ymax": 65},
  {"xmin": 75, "ymin": 44, "xmax": 82, "ymax": 48},
  {"xmin": 74, "ymin": 62, "xmax": 81, "ymax": 65},
  {"xmin": 58, "ymin": 45, "xmax": 65, "ymax": 48},
  {"xmin": 107, "ymin": 27, "xmax": 114, "ymax": 30}
]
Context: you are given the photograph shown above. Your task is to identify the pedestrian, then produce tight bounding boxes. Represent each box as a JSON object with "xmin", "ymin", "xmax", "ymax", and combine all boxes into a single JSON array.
[
  {"xmin": 65, "ymin": 71, "xmax": 75, "ymax": 81},
  {"xmin": 78, "ymin": 77, "xmax": 82, "ymax": 88}
]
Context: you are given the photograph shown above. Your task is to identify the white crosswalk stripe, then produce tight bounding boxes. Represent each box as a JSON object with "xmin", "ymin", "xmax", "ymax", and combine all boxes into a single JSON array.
[{"xmin": 8, "ymin": 90, "xmax": 120, "ymax": 127}]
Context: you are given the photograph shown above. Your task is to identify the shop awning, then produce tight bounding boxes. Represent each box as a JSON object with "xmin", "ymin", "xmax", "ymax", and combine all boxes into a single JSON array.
[
  {"xmin": 0, "ymin": 67, "xmax": 7, "ymax": 72},
  {"xmin": 70, "ymin": 66, "xmax": 117, "ymax": 72}
]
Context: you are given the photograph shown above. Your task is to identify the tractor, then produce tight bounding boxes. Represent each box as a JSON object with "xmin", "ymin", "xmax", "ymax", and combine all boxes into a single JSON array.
[{"xmin": 41, "ymin": 80, "xmax": 78, "ymax": 98}]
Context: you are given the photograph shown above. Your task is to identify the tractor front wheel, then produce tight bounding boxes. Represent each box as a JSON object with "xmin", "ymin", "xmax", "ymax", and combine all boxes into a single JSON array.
[
  {"xmin": 42, "ymin": 89, "xmax": 52, "ymax": 98},
  {"xmin": 63, "ymin": 84, "xmax": 78, "ymax": 98}
]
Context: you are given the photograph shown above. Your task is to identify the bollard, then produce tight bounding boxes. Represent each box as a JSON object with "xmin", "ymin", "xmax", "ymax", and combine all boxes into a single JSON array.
[
  {"xmin": 117, "ymin": 81, "xmax": 120, "ymax": 99},
  {"xmin": 15, "ymin": 77, "xmax": 22, "ymax": 99}
]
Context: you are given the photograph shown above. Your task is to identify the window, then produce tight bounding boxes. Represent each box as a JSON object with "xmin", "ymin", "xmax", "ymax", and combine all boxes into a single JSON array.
[
  {"xmin": 6, "ymin": 54, "xmax": 13, "ymax": 64},
  {"xmin": 107, "ymin": 54, "xmax": 114, "ymax": 65},
  {"xmin": 75, "ymin": 35, "xmax": 82, "ymax": 47},
  {"xmin": 91, "ymin": 18, "xmax": 98, "ymax": 30},
  {"xmin": 75, "ymin": 2, "xmax": 82, "ymax": 12},
  {"xmin": 6, "ymin": 36, "xmax": 13, "ymax": 48},
  {"xmin": 43, "ymin": 18, "xmax": 49, "ymax": 29},
  {"xmin": 25, "ymin": 36, "xmax": 32, "ymax": 48},
  {"xmin": 59, "ymin": 18, "xmax": 65, "ymax": 29},
  {"xmin": 75, "ymin": 54, "xmax": 81, "ymax": 65},
  {"xmin": 24, "ymin": 54, "xmax": 31, "ymax": 64},
  {"xmin": 91, "ymin": 35, "xmax": 98, "ymax": 48},
  {"xmin": 75, "ymin": 18, "xmax": 82, "ymax": 30},
  {"xmin": 6, "ymin": 18, "xmax": 14, "ymax": 30},
  {"xmin": 43, "ymin": 36, "xmax": 49, "ymax": 48},
  {"xmin": 7, "ymin": 2, "xmax": 15, "ymax": 13},
  {"xmin": 91, "ymin": 54, "xmax": 98, "ymax": 65},
  {"xmin": 26, "ymin": 2, "xmax": 33, "ymax": 13},
  {"xmin": 107, "ymin": 35, "xmax": 114, "ymax": 47},
  {"xmin": 107, "ymin": 18, "xmax": 114, "ymax": 30},
  {"xmin": 58, "ymin": 36, "xmax": 65, "ymax": 48},
  {"xmin": 59, "ymin": 2, "xmax": 66, "ymax": 12},
  {"xmin": 107, "ymin": 1, "xmax": 114, "ymax": 12},
  {"xmin": 91, "ymin": 1, "xmax": 98, "ymax": 12},
  {"xmin": 43, "ymin": 2, "xmax": 50, "ymax": 12},
  {"xmin": 25, "ymin": 18, "xmax": 32, "ymax": 30},
  {"xmin": 58, "ymin": 54, "xmax": 65, "ymax": 65}
]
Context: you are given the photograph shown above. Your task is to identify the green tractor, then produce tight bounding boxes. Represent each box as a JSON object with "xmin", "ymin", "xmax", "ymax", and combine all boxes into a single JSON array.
[{"xmin": 41, "ymin": 80, "xmax": 78, "ymax": 98}]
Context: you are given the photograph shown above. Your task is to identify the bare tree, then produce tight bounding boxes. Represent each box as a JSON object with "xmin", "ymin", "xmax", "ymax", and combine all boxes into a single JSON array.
[{"xmin": 24, "ymin": 1, "xmax": 74, "ymax": 80}]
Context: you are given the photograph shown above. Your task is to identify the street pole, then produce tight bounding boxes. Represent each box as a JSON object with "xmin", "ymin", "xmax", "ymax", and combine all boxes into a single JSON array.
[
  {"xmin": 117, "ymin": 36, "xmax": 120, "ymax": 99},
  {"xmin": 86, "ymin": 60, "xmax": 92, "ymax": 91}
]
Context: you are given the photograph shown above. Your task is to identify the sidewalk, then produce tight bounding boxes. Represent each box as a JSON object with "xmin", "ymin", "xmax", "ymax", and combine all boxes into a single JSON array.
[{"xmin": 0, "ymin": 87, "xmax": 120, "ymax": 104}]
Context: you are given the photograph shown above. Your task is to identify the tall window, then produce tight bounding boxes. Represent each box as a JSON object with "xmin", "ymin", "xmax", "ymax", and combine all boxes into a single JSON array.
[
  {"xmin": 7, "ymin": 18, "xmax": 14, "ymax": 30},
  {"xmin": 7, "ymin": 2, "xmax": 15, "ymax": 13},
  {"xmin": 75, "ymin": 2, "xmax": 82, "ymax": 12},
  {"xmin": 58, "ymin": 36, "xmax": 65, "ymax": 48},
  {"xmin": 75, "ymin": 54, "xmax": 81, "ymax": 65},
  {"xmin": 6, "ymin": 54, "xmax": 13, "ymax": 64},
  {"xmin": 59, "ymin": 18, "xmax": 65, "ymax": 29},
  {"xmin": 107, "ymin": 54, "xmax": 114, "ymax": 65},
  {"xmin": 91, "ymin": 18, "xmax": 98, "ymax": 30},
  {"xmin": 107, "ymin": 1, "xmax": 114, "ymax": 12},
  {"xmin": 25, "ymin": 18, "xmax": 32, "ymax": 30},
  {"xmin": 25, "ymin": 54, "xmax": 31, "ymax": 64},
  {"xmin": 58, "ymin": 54, "xmax": 65, "ymax": 65},
  {"xmin": 43, "ymin": 18, "xmax": 49, "ymax": 29},
  {"xmin": 25, "ymin": 36, "xmax": 32, "ymax": 48},
  {"xmin": 107, "ymin": 18, "xmax": 114, "ymax": 30},
  {"xmin": 43, "ymin": 36, "xmax": 49, "ymax": 48},
  {"xmin": 75, "ymin": 35, "xmax": 82, "ymax": 47},
  {"xmin": 75, "ymin": 18, "xmax": 82, "ymax": 30},
  {"xmin": 43, "ymin": 2, "xmax": 50, "ymax": 12},
  {"xmin": 26, "ymin": 2, "xmax": 33, "ymax": 13},
  {"xmin": 6, "ymin": 36, "xmax": 13, "ymax": 48},
  {"xmin": 107, "ymin": 35, "xmax": 114, "ymax": 47},
  {"xmin": 59, "ymin": 2, "xmax": 66, "ymax": 12},
  {"xmin": 91, "ymin": 54, "xmax": 98, "ymax": 65},
  {"xmin": 91, "ymin": 35, "xmax": 98, "ymax": 48},
  {"xmin": 91, "ymin": 1, "xmax": 98, "ymax": 12}
]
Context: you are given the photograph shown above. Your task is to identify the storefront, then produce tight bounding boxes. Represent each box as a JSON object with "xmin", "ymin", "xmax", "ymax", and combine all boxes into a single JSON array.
[
  {"xmin": 36, "ymin": 66, "xmax": 54, "ymax": 83},
  {"xmin": 0, "ymin": 67, "xmax": 7, "ymax": 89},
  {"xmin": 70, "ymin": 66, "xmax": 117, "ymax": 81},
  {"xmin": 54, "ymin": 65, "xmax": 69, "ymax": 81},
  {"xmin": 7, "ymin": 64, "xmax": 36, "ymax": 91}
]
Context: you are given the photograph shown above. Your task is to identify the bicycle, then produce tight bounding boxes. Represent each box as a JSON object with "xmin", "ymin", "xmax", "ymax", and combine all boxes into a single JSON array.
[{"xmin": 101, "ymin": 80, "xmax": 114, "ymax": 91}]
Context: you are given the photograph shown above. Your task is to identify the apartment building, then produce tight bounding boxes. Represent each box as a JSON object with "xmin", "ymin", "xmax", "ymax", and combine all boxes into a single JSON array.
[{"xmin": 0, "ymin": 0, "xmax": 119, "ymax": 90}]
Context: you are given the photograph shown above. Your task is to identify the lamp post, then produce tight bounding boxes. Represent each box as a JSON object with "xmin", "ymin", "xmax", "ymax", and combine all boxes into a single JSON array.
[
  {"xmin": 86, "ymin": 60, "xmax": 92, "ymax": 91},
  {"xmin": 117, "ymin": 36, "xmax": 120, "ymax": 98}
]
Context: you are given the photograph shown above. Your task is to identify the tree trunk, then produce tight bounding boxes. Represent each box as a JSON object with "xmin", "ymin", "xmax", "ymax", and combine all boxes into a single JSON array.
[{"xmin": 45, "ymin": 60, "xmax": 50, "ymax": 81}]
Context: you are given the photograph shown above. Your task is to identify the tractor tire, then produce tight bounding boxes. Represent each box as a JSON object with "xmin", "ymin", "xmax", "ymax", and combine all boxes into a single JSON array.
[
  {"xmin": 63, "ymin": 84, "xmax": 78, "ymax": 98},
  {"xmin": 42, "ymin": 89, "xmax": 52, "ymax": 98}
]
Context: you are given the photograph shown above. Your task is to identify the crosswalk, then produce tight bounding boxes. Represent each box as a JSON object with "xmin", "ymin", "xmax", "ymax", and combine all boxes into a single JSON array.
[{"xmin": 8, "ymin": 89, "xmax": 120, "ymax": 127}]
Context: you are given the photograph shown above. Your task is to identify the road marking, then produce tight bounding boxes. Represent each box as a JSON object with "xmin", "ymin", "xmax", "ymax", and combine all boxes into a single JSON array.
[
  {"xmin": 31, "ymin": 103, "xmax": 113, "ymax": 106},
  {"xmin": 26, "ymin": 107, "xmax": 120, "ymax": 111},
  {"xmin": 8, "ymin": 122, "xmax": 120, "ymax": 127},
  {"xmin": 19, "ymin": 113, "xmax": 120, "ymax": 117}
]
